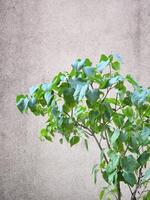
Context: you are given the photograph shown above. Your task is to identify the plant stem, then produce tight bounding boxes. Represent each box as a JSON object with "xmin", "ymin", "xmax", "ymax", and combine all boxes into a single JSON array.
[
  {"xmin": 131, "ymin": 167, "xmax": 143, "ymax": 200},
  {"xmin": 117, "ymin": 181, "xmax": 121, "ymax": 200}
]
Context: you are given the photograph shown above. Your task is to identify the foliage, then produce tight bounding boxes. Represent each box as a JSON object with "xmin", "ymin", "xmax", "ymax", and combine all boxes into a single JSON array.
[{"xmin": 16, "ymin": 54, "xmax": 150, "ymax": 200}]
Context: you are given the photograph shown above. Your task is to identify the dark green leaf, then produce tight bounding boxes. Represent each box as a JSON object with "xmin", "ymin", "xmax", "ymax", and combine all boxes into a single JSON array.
[
  {"xmin": 121, "ymin": 155, "xmax": 139, "ymax": 172},
  {"xmin": 122, "ymin": 171, "xmax": 136, "ymax": 187},
  {"xmin": 137, "ymin": 151, "xmax": 150, "ymax": 166},
  {"xmin": 16, "ymin": 97, "xmax": 29, "ymax": 113},
  {"xmin": 86, "ymin": 89, "xmax": 100, "ymax": 105},
  {"xmin": 70, "ymin": 136, "xmax": 80, "ymax": 146},
  {"xmin": 63, "ymin": 88, "xmax": 76, "ymax": 107},
  {"xmin": 28, "ymin": 97, "xmax": 36, "ymax": 108}
]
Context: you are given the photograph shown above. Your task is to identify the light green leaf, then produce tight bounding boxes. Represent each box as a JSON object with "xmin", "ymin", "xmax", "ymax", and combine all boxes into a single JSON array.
[
  {"xmin": 44, "ymin": 91, "xmax": 52, "ymax": 105},
  {"xmin": 42, "ymin": 83, "xmax": 52, "ymax": 91},
  {"xmin": 126, "ymin": 74, "xmax": 138, "ymax": 86},
  {"xmin": 140, "ymin": 127, "xmax": 150, "ymax": 146},
  {"xmin": 29, "ymin": 85, "xmax": 39, "ymax": 95},
  {"xmin": 83, "ymin": 67, "xmax": 95, "ymax": 78},
  {"xmin": 40, "ymin": 128, "xmax": 52, "ymax": 141},
  {"xmin": 112, "ymin": 61, "xmax": 120, "ymax": 70},
  {"xmin": 97, "ymin": 60, "xmax": 110, "ymax": 72},
  {"xmin": 111, "ymin": 129, "xmax": 120, "ymax": 144},
  {"xmin": 99, "ymin": 190, "xmax": 105, "ymax": 200},
  {"xmin": 109, "ymin": 75, "xmax": 123, "ymax": 85},
  {"xmin": 142, "ymin": 169, "xmax": 150, "ymax": 182}
]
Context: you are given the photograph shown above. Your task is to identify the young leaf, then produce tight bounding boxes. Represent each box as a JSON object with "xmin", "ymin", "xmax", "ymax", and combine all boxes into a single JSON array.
[{"xmin": 99, "ymin": 190, "xmax": 105, "ymax": 200}]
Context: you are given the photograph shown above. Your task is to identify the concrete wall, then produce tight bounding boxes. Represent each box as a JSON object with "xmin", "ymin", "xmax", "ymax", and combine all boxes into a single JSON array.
[{"xmin": 0, "ymin": 0, "xmax": 150, "ymax": 200}]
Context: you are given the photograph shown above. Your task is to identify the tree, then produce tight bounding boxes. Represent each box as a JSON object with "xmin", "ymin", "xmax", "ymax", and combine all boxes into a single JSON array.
[{"xmin": 16, "ymin": 54, "xmax": 150, "ymax": 200}]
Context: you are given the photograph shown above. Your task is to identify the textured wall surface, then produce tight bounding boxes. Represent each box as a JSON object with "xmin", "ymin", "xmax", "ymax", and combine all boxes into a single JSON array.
[{"xmin": 0, "ymin": 0, "xmax": 150, "ymax": 200}]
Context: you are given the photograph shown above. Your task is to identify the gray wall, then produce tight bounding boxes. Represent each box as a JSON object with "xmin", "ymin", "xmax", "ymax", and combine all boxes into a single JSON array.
[{"xmin": 0, "ymin": 0, "xmax": 150, "ymax": 200}]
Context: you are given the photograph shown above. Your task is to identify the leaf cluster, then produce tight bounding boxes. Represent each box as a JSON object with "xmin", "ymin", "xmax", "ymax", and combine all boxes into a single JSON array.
[{"xmin": 16, "ymin": 54, "xmax": 150, "ymax": 200}]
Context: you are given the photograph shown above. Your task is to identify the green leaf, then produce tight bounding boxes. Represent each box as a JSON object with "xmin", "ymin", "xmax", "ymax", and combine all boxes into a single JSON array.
[
  {"xmin": 122, "ymin": 171, "xmax": 136, "ymax": 187},
  {"xmin": 29, "ymin": 85, "xmax": 39, "ymax": 95},
  {"xmin": 59, "ymin": 138, "xmax": 63, "ymax": 144},
  {"xmin": 111, "ymin": 129, "xmax": 120, "ymax": 144},
  {"xmin": 140, "ymin": 127, "xmax": 150, "ymax": 146},
  {"xmin": 112, "ymin": 113, "xmax": 124, "ymax": 128},
  {"xmin": 63, "ymin": 88, "xmax": 76, "ymax": 107},
  {"xmin": 70, "ymin": 136, "xmax": 80, "ymax": 147},
  {"xmin": 44, "ymin": 91, "xmax": 52, "ymax": 105},
  {"xmin": 142, "ymin": 168, "xmax": 150, "ymax": 182},
  {"xmin": 137, "ymin": 151, "xmax": 150, "ymax": 166},
  {"xmin": 71, "ymin": 58, "xmax": 92, "ymax": 71},
  {"xmin": 84, "ymin": 139, "xmax": 88, "ymax": 151},
  {"xmin": 84, "ymin": 58, "xmax": 92, "ymax": 66},
  {"xmin": 40, "ymin": 128, "xmax": 52, "ymax": 141},
  {"xmin": 86, "ymin": 89, "xmax": 100, "ymax": 105},
  {"xmin": 99, "ymin": 190, "xmax": 105, "ymax": 200},
  {"xmin": 106, "ymin": 153, "xmax": 120, "ymax": 174},
  {"xmin": 121, "ymin": 155, "xmax": 139, "ymax": 172},
  {"xmin": 92, "ymin": 164, "xmax": 99, "ymax": 184},
  {"xmin": 131, "ymin": 88, "xmax": 150, "ymax": 106},
  {"xmin": 105, "ymin": 98, "xmax": 120, "ymax": 105},
  {"xmin": 16, "ymin": 97, "xmax": 29, "ymax": 113},
  {"xmin": 143, "ymin": 191, "xmax": 150, "ymax": 200},
  {"xmin": 97, "ymin": 60, "xmax": 110, "ymax": 72},
  {"xmin": 42, "ymin": 83, "xmax": 52, "ymax": 91},
  {"xmin": 83, "ymin": 67, "xmax": 95, "ymax": 78},
  {"xmin": 109, "ymin": 75, "xmax": 123, "ymax": 85},
  {"xmin": 70, "ymin": 78, "xmax": 88, "ymax": 101},
  {"xmin": 122, "ymin": 106, "xmax": 133, "ymax": 118},
  {"xmin": 99, "ymin": 54, "xmax": 108, "ymax": 62},
  {"xmin": 126, "ymin": 74, "xmax": 138, "ymax": 86},
  {"xmin": 112, "ymin": 61, "xmax": 120, "ymax": 70},
  {"xmin": 28, "ymin": 97, "xmax": 36, "ymax": 108}
]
